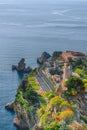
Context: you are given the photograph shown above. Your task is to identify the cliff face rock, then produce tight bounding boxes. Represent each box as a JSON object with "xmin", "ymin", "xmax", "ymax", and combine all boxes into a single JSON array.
[
  {"xmin": 13, "ymin": 76, "xmax": 40, "ymax": 130},
  {"xmin": 34, "ymin": 126, "xmax": 44, "ymax": 130},
  {"xmin": 12, "ymin": 58, "xmax": 32, "ymax": 73},
  {"xmin": 5, "ymin": 102, "xmax": 15, "ymax": 111},
  {"xmin": 37, "ymin": 52, "xmax": 51, "ymax": 64},
  {"xmin": 14, "ymin": 103, "xmax": 37, "ymax": 130},
  {"xmin": 13, "ymin": 117, "xmax": 19, "ymax": 127}
]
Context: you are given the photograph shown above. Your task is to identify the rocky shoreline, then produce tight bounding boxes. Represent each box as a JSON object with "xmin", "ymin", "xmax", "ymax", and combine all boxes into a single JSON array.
[
  {"xmin": 6, "ymin": 51, "xmax": 87, "ymax": 130},
  {"xmin": 5, "ymin": 100, "xmax": 38, "ymax": 130},
  {"xmin": 13, "ymin": 117, "xmax": 19, "ymax": 127},
  {"xmin": 5, "ymin": 102, "xmax": 14, "ymax": 111}
]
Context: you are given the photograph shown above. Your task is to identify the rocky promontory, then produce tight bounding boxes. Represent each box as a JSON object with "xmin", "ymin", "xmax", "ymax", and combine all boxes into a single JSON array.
[
  {"xmin": 37, "ymin": 52, "xmax": 51, "ymax": 64},
  {"xmin": 7, "ymin": 51, "xmax": 87, "ymax": 130},
  {"xmin": 12, "ymin": 58, "xmax": 32, "ymax": 73},
  {"xmin": 13, "ymin": 76, "xmax": 40, "ymax": 130},
  {"xmin": 5, "ymin": 102, "xmax": 15, "ymax": 111}
]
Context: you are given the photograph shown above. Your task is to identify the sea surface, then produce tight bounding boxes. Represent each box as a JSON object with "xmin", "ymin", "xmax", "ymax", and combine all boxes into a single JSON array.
[{"xmin": 0, "ymin": 0, "xmax": 87, "ymax": 130}]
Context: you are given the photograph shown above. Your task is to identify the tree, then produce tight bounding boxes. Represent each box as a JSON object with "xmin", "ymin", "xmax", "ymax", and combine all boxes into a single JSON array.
[
  {"xmin": 68, "ymin": 57, "xmax": 73, "ymax": 63},
  {"xmin": 59, "ymin": 109, "xmax": 74, "ymax": 123},
  {"xmin": 24, "ymin": 87, "xmax": 38, "ymax": 104},
  {"xmin": 52, "ymin": 51, "xmax": 62, "ymax": 59},
  {"xmin": 75, "ymin": 59, "xmax": 83, "ymax": 66},
  {"xmin": 50, "ymin": 96, "xmax": 64, "ymax": 107},
  {"xmin": 18, "ymin": 76, "xmax": 29, "ymax": 92},
  {"xmin": 65, "ymin": 77, "xmax": 85, "ymax": 95}
]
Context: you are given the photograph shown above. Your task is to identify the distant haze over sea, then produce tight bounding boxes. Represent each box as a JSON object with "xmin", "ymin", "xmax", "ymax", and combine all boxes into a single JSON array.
[{"xmin": 0, "ymin": 0, "xmax": 87, "ymax": 130}]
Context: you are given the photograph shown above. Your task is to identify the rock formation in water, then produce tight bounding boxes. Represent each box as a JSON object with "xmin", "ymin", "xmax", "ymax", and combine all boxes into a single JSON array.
[
  {"xmin": 37, "ymin": 52, "xmax": 51, "ymax": 64},
  {"xmin": 12, "ymin": 58, "xmax": 32, "ymax": 73},
  {"xmin": 5, "ymin": 102, "xmax": 14, "ymax": 111}
]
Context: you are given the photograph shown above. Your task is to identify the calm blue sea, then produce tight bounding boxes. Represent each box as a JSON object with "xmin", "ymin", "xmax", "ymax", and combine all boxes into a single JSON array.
[{"xmin": 0, "ymin": 0, "xmax": 87, "ymax": 130}]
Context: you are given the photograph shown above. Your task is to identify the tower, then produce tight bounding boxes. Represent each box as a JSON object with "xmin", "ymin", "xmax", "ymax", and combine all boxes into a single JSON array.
[{"xmin": 63, "ymin": 63, "xmax": 72, "ymax": 81}]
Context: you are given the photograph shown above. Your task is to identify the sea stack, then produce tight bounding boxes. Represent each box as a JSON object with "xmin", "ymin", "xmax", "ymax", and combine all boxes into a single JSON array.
[{"xmin": 12, "ymin": 58, "xmax": 32, "ymax": 73}]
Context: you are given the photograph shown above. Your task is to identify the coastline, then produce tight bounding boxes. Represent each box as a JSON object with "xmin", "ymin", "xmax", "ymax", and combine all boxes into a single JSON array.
[{"xmin": 6, "ymin": 51, "xmax": 87, "ymax": 130}]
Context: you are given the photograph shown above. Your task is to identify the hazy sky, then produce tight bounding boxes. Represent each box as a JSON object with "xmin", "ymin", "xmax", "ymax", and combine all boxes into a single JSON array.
[{"xmin": 0, "ymin": 0, "xmax": 87, "ymax": 4}]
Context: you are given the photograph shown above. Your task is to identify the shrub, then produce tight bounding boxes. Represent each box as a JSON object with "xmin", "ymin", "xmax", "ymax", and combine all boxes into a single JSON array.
[
  {"xmin": 50, "ymin": 96, "xmax": 64, "ymax": 107},
  {"xmin": 59, "ymin": 109, "xmax": 74, "ymax": 123},
  {"xmin": 65, "ymin": 77, "xmax": 85, "ymax": 94},
  {"xmin": 38, "ymin": 107, "xmax": 45, "ymax": 117}
]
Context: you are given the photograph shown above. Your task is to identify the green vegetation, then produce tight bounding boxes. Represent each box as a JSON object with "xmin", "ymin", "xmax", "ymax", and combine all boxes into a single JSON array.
[
  {"xmin": 15, "ymin": 58, "xmax": 87, "ymax": 130},
  {"xmin": 65, "ymin": 77, "xmax": 85, "ymax": 96},
  {"xmin": 67, "ymin": 58, "xmax": 87, "ymax": 93},
  {"xmin": 24, "ymin": 87, "xmax": 39, "ymax": 104},
  {"xmin": 30, "ymin": 68, "xmax": 38, "ymax": 76},
  {"xmin": 49, "ymin": 96, "xmax": 74, "ymax": 111},
  {"xmin": 44, "ymin": 91, "xmax": 54, "ymax": 100},
  {"xmin": 15, "ymin": 91, "xmax": 31, "ymax": 111},
  {"xmin": 44, "ymin": 121, "xmax": 68, "ymax": 130},
  {"xmin": 81, "ymin": 115, "xmax": 87, "ymax": 124},
  {"xmin": 15, "ymin": 76, "xmax": 40, "ymax": 111},
  {"xmin": 15, "ymin": 70, "xmax": 46, "ymax": 111},
  {"xmin": 52, "ymin": 51, "xmax": 62, "ymax": 59},
  {"xmin": 83, "ymin": 79, "xmax": 87, "ymax": 92},
  {"xmin": 75, "ymin": 68, "xmax": 87, "ymax": 79},
  {"xmin": 71, "ymin": 59, "xmax": 87, "ymax": 79},
  {"xmin": 29, "ymin": 76, "xmax": 40, "ymax": 90},
  {"xmin": 75, "ymin": 68, "xmax": 84, "ymax": 75},
  {"xmin": 28, "ymin": 68, "xmax": 40, "ymax": 90},
  {"xmin": 38, "ymin": 94, "xmax": 47, "ymax": 106},
  {"xmin": 38, "ymin": 95, "xmax": 74, "ymax": 129},
  {"xmin": 72, "ymin": 59, "xmax": 83, "ymax": 67}
]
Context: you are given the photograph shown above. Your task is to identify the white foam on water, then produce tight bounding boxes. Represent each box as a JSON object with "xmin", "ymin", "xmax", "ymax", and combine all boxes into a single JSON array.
[
  {"xmin": 26, "ymin": 22, "xmax": 87, "ymax": 29},
  {"xmin": 0, "ymin": 22, "xmax": 22, "ymax": 26},
  {"xmin": 52, "ymin": 9, "xmax": 70, "ymax": 16}
]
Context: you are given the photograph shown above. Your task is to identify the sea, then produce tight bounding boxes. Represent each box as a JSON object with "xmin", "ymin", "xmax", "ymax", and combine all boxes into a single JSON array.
[{"xmin": 0, "ymin": 0, "xmax": 87, "ymax": 129}]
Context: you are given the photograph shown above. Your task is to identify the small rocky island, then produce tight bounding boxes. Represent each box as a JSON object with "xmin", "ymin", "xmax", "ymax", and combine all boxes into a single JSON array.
[
  {"xmin": 6, "ymin": 51, "xmax": 87, "ymax": 130},
  {"xmin": 12, "ymin": 58, "xmax": 32, "ymax": 73}
]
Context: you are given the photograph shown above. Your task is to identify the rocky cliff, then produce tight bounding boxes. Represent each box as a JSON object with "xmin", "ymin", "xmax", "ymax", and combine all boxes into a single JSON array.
[
  {"xmin": 12, "ymin": 74, "xmax": 87, "ymax": 130},
  {"xmin": 13, "ymin": 76, "xmax": 40, "ymax": 130},
  {"xmin": 14, "ymin": 103, "xmax": 37, "ymax": 130},
  {"xmin": 7, "ymin": 65, "xmax": 87, "ymax": 130},
  {"xmin": 37, "ymin": 52, "xmax": 51, "ymax": 64}
]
